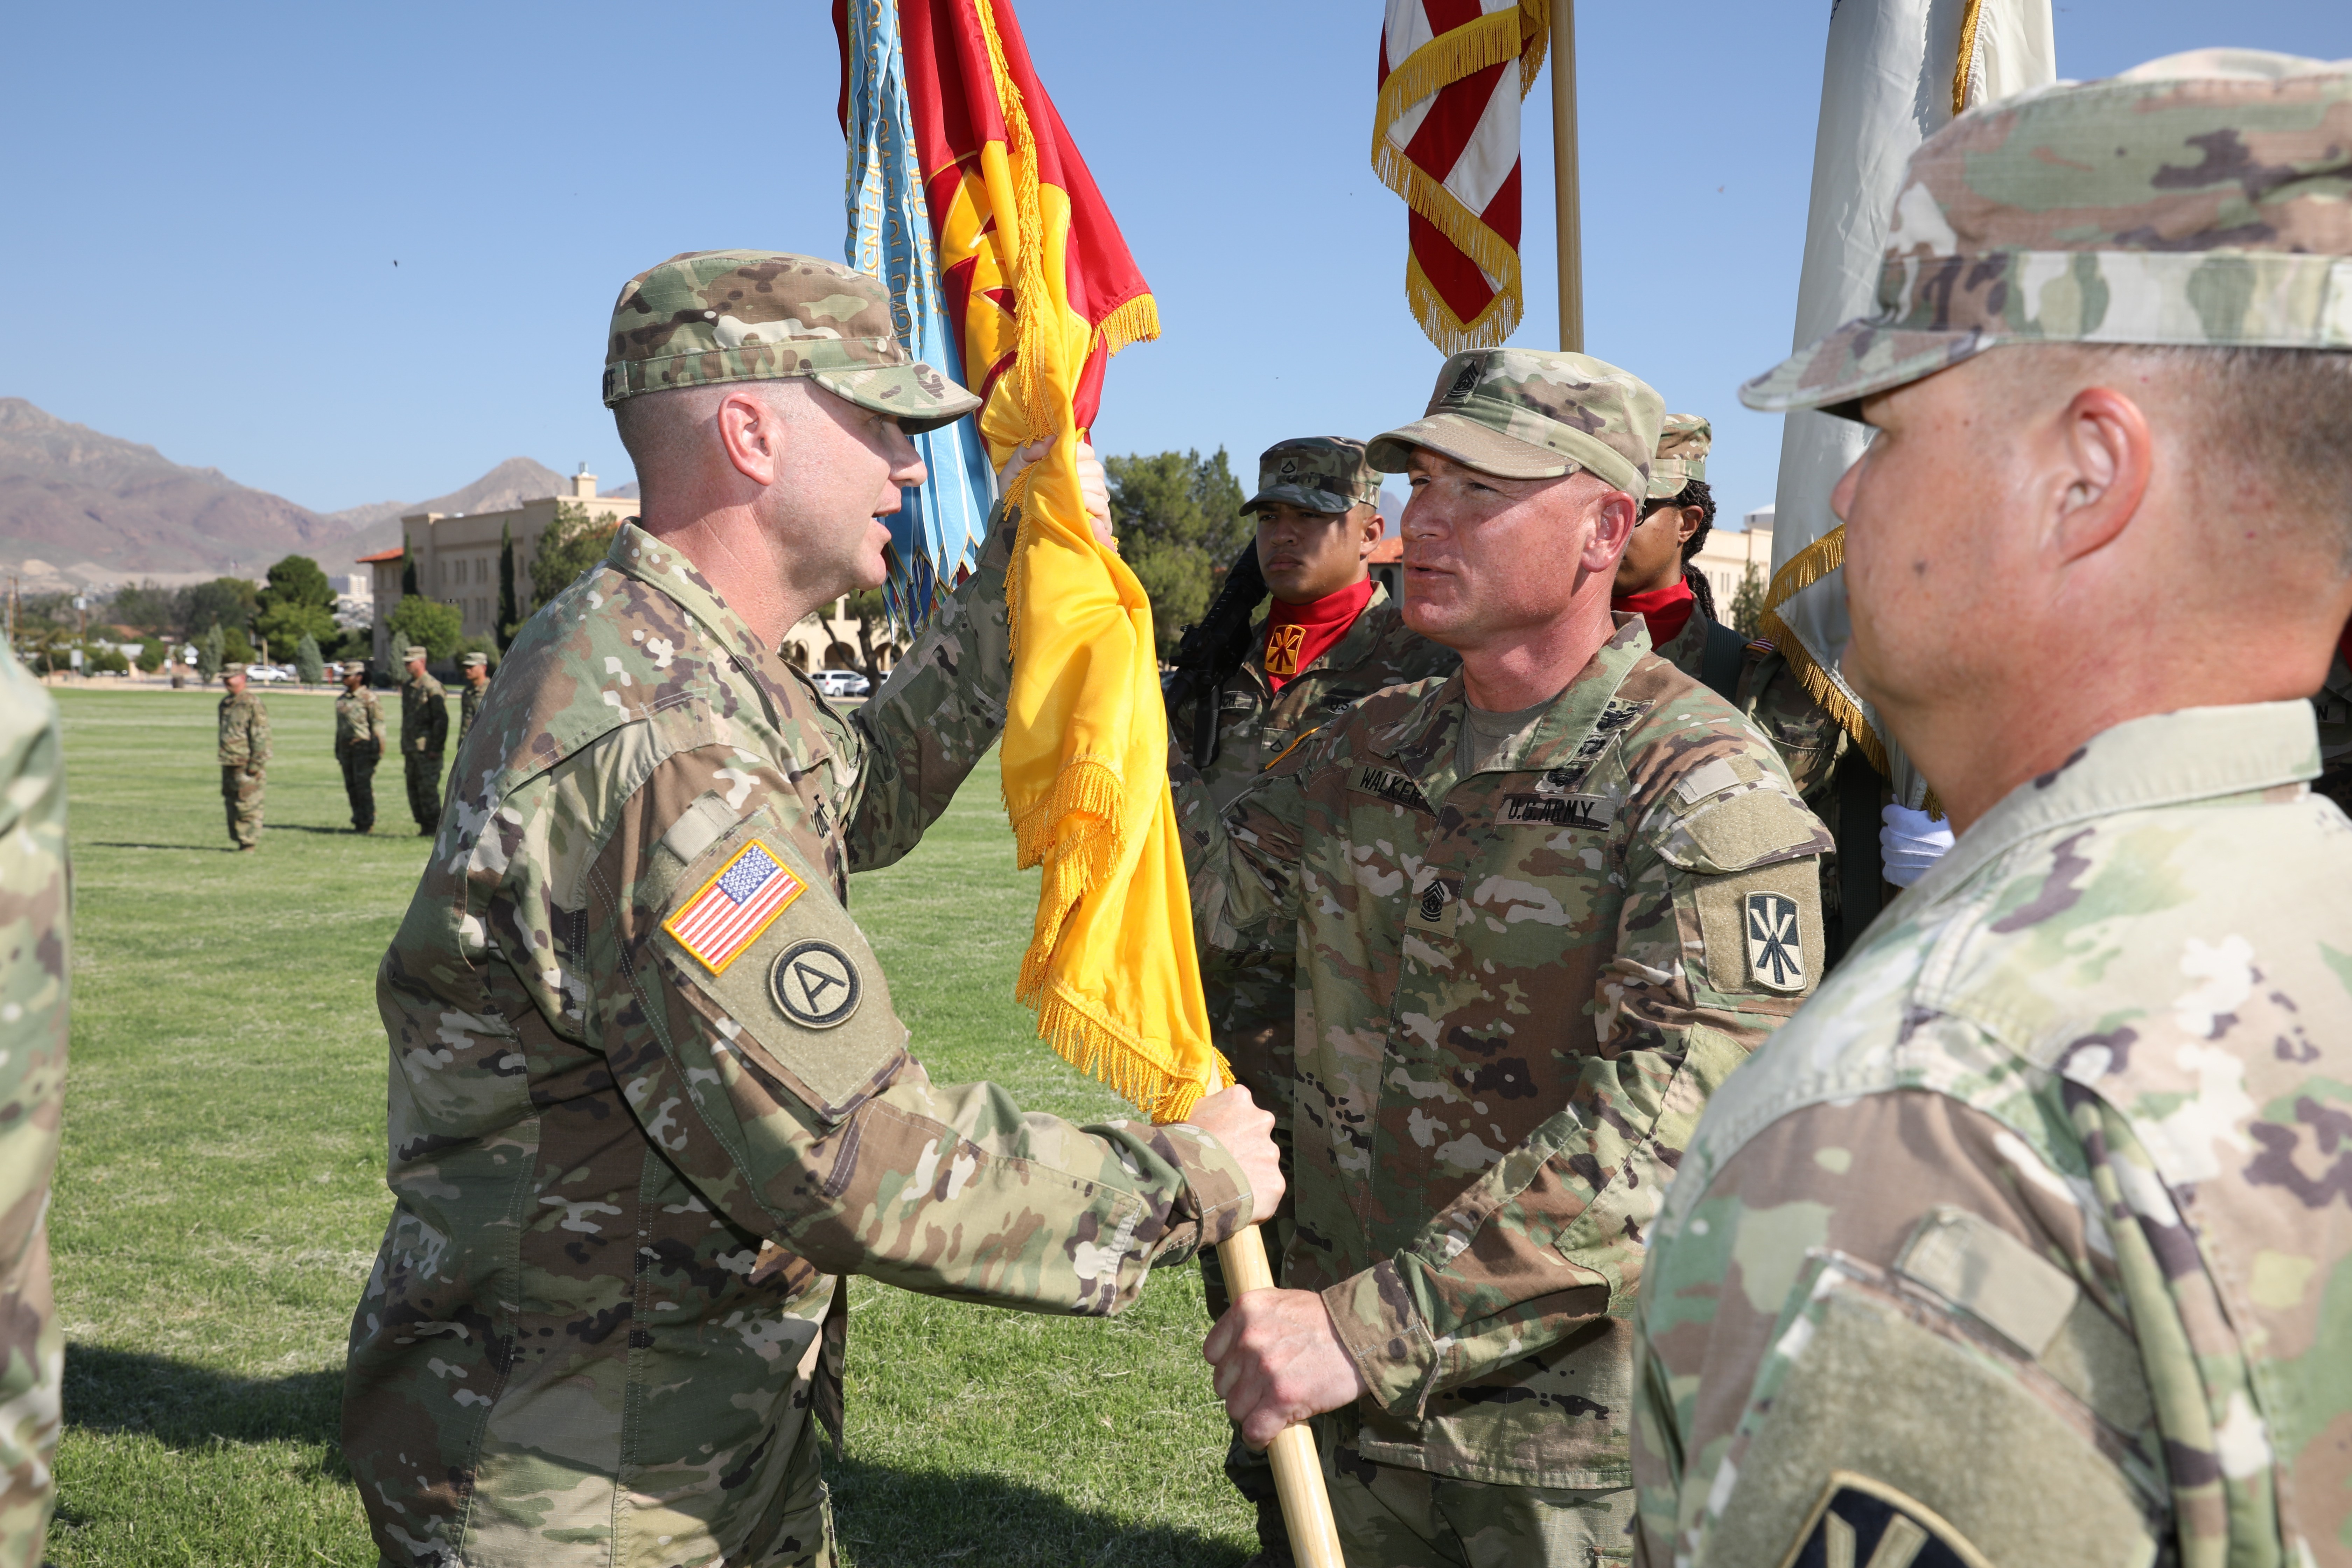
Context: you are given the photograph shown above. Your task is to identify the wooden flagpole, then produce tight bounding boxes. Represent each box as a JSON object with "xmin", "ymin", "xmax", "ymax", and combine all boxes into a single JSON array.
[
  {"xmin": 1551, "ymin": 0, "xmax": 1582, "ymax": 352},
  {"xmin": 1215, "ymin": 1226, "xmax": 1344, "ymax": 1566}
]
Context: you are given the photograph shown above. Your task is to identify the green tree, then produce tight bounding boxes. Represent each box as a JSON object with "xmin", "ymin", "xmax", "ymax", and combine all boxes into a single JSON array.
[
  {"xmin": 401, "ymin": 536, "xmax": 419, "ymax": 598},
  {"xmin": 254, "ymin": 554, "xmax": 338, "ymax": 656},
  {"xmin": 1728, "ymin": 564, "xmax": 1767, "ymax": 637},
  {"xmin": 197, "ymin": 623, "xmax": 224, "ymax": 684},
  {"xmin": 531, "ymin": 502, "xmax": 620, "ymax": 608},
  {"xmin": 386, "ymin": 596, "xmax": 463, "ymax": 661},
  {"xmin": 295, "ymin": 632, "xmax": 326, "ymax": 685},
  {"xmin": 222, "ymin": 626, "xmax": 255, "ymax": 666},
  {"xmin": 1104, "ymin": 448, "xmax": 1251, "ymax": 658},
  {"xmin": 497, "ymin": 521, "xmax": 521, "ymax": 648},
  {"xmin": 90, "ymin": 646, "xmax": 129, "ymax": 675},
  {"xmin": 184, "ymin": 578, "xmax": 258, "ymax": 641},
  {"xmin": 134, "ymin": 642, "xmax": 165, "ymax": 674},
  {"xmin": 110, "ymin": 580, "xmax": 179, "ymax": 633}
]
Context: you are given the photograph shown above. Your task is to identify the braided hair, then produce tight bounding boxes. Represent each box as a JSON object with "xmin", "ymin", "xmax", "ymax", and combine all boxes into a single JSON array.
[{"xmin": 1641, "ymin": 478, "xmax": 1719, "ymax": 621}]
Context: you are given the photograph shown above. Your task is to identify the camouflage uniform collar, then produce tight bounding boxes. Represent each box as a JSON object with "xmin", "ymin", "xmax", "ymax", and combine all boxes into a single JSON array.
[
  {"xmin": 1370, "ymin": 615, "xmax": 1651, "ymax": 796},
  {"xmin": 1894, "ymin": 701, "xmax": 2320, "ymax": 916},
  {"xmin": 600, "ymin": 521, "xmax": 827, "ymax": 762}
]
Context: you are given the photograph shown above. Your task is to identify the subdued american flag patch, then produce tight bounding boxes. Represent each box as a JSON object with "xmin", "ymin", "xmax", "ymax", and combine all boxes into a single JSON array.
[{"xmin": 662, "ymin": 840, "xmax": 805, "ymax": 974}]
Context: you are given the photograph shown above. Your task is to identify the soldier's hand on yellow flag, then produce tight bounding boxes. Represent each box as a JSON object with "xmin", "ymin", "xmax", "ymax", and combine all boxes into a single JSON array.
[
  {"xmin": 1001, "ymin": 437, "xmax": 1115, "ymax": 550},
  {"xmin": 1184, "ymin": 1084, "xmax": 1285, "ymax": 1224}
]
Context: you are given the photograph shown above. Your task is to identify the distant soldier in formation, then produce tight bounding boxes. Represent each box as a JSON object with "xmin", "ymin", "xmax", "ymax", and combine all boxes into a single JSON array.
[
  {"xmin": 0, "ymin": 647, "xmax": 66, "ymax": 1566},
  {"xmin": 1610, "ymin": 414, "xmax": 1744, "ymax": 699},
  {"xmin": 456, "ymin": 650, "xmax": 490, "ymax": 743},
  {"xmin": 215, "ymin": 663, "xmax": 270, "ymax": 851},
  {"xmin": 333, "ymin": 661, "xmax": 385, "ymax": 834},
  {"xmin": 397, "ymin": 645, "xmax": 447, "ymax": 836},
  {"xmin": 1185, "ymin": 435, "xmax": 1455, "ymax": 1566},
  {"xmin": 1632, "ymin": 52, "xmax": 2352, "ymax": 1568}
]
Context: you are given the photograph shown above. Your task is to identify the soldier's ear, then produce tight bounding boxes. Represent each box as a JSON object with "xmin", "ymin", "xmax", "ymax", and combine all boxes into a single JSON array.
[{"xmin": 2046, "ymin": 385, "xmax": 2149, "ymax": 568}]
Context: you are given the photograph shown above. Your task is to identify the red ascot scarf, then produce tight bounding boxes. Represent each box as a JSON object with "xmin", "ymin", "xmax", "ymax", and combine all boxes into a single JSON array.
[
  {"xmin": 1264, "ymin": 579, "xmax": 1377, "ymax": 692},
  {"xmin": 1614, "ymin": 579, "xmax": 1695, "ymax": 649}
]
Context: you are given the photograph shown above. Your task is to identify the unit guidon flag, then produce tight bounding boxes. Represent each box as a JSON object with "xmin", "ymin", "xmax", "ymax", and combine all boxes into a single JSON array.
[{"xmin": 663, "ymin": 841, "xmax": 807, "ymax": 975}]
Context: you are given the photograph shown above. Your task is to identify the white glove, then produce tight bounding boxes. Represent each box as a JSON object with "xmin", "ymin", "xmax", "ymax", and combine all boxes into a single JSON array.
[{"xmin": 1879, "ymin": 802, "xmax": 1955, "ymax": 888}]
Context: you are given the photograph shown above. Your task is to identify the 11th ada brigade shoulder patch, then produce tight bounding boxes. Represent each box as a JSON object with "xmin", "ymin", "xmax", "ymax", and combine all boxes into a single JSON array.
[
  {"xmin": 1745, "ymin": 889, "xmax": 1806, "ymax": 994},
  {"xmin": 1777, "ymin": 1472, "xmax": 1996, "ymax": 1568}
]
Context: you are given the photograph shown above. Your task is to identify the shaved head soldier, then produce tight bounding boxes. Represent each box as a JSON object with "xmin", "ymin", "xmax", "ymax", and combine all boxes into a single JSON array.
[
  {"xmin": 340, "ymin": 251, "xmax": 1281, "ymax": 1568},
  {"xmin": 1183, "ymin": 349, "xmax": 1830, "ymax": 1566},
  {"xmin": 1633, "ymin": 51, "xmax": 2352, "ymax": 1568}
]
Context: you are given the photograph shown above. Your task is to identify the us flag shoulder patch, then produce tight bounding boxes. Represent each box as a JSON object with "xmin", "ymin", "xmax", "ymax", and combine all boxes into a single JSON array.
[{"xmin": 663, "ymin": 840, "xmax": 806, "ymax": 975}]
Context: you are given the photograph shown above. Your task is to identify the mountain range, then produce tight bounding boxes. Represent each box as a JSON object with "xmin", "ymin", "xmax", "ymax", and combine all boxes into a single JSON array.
[{"xmin": 0, "ymin": 398, "xmax": 629, "ymax": 593}]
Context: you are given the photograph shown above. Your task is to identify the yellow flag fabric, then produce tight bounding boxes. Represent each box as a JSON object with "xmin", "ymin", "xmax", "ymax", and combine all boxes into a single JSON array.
[{"xmin": 910, "ymin": 0, "xmax": 1227, "ymax": 1122}]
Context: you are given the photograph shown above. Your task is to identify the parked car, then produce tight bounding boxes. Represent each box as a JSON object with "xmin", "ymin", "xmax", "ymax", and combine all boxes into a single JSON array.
[
  {"xmin": 244, "ymin": 664, "xmax": 295, "ymax": 682},
  {"xmin": 810, "ymin": 668, "xmax": 871, "ymax": 699}
]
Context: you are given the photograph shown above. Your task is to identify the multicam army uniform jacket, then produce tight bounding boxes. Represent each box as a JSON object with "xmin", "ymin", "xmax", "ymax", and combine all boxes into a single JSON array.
[
  {"xmin": 401, "ymin": 670, "xmax": 448, "ymax": 755},
  {"xmin": 335, "ymin": 686, "xmax": 386, "ymax": 753},
  {"xmin": 216, "ymin": 690, "xmax": 269, "ymax": 767},
  {"xmin": 1195, "ymin": 585, "xmax": 1456, "ymax": 1135},
  {"xmin": 458, "ymin": 679, "xmax": 484, "ymax": 744},
  {"xmin": 0, "ymin": 654, "xmax": 65, "ymax": 1566},
  {"xmin": 345, "ymin": 519, "xmax": 1253, "ymax": 1568},
  {"xmin": 1177, "ymin": 617, "xmax": 1830, "ymax": 1488},
  {"xmin": 1632, "ymin": 703, "xmax": 2352, "ymax": 1568}
]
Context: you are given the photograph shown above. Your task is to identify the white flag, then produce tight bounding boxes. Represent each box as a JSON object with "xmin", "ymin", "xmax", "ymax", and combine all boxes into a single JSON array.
[{"xmin": 1765, "ymin": 0, "xmax": 2054, "ymax": 803}]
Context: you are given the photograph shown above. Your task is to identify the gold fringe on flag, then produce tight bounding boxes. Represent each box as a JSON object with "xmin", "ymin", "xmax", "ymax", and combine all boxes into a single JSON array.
[
  {"xmin": 1754, "ymin": 523, "xmax": 1892, "ymax": 778},
  {"xmin": 1371, "ymin": 0, "xmax": 1548, "ymax": 352},
  {"xmin": 1096, "ymin": 292, "xmax": 1162, "ymax": 359},
  {"xmin": 1951, "ymin": 0, "xmax": 1988, "ymax": 114}
]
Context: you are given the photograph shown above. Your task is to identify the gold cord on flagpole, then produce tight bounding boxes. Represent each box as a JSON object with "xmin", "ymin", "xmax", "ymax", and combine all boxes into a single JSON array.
[
  {"xmin": 1550, "ymin": 0, "xmax": 1581, "ymax": 352},
  {"xmin": 1951, "ymin": 0, "xmax": 1987, "ymax": 114}
]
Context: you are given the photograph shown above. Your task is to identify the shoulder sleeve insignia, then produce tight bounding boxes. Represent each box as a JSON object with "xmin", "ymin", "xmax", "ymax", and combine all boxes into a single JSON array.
[
  {"xmin": 1778, "ymin": 1472, "xmax": 1995, "ymax": 1568},
  {"xmin": 1745, "ymin": 889, "xmax": 1807, "ymax": 994},
  {"xmin": 661, "ymin": 838, "xmax": 806, "ymax": 974},
  {"xmin": 771, "ymin": 938, "xmax": 862, "ymax": 1028}
]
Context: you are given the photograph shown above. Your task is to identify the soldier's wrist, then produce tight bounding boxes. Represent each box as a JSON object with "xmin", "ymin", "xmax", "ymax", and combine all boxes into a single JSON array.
[{"xmin": 1321, "ymin": 1261, "xmax": 1441, "ymax": 1419}]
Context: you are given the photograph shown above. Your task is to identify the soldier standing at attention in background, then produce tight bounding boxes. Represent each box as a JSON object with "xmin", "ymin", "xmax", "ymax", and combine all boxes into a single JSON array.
[
  {"xmin": 216, "ymin": 663, "xmax": 269, "ymax": 852},
  {"xmin": 1610, "ymin": 415, "xmax": 1744, "ymax": 700},
  {"xmin": 1189, "ymin": 435, "xmax": 1457, "ymax": 1567},
  {"xmin": 341, "ymin": 251, "xmax": 1281, "ymax": 1568},
  {"xmin": 396, "ymin": 644, "xmax": 447, "ymax": 836},
  {"xmin": 0, "ymin": 646, "xmax": 68, "ymax": 1565},
  {"xmin": 1632, "ymin": 52, "xmax": 2352, "ymax": 1568},
  {"xmin": 456, "ymin": 650, "xmax": 489, "ymax": 743},
  {"xmin": 332, "ymin": 661, "xmax": 385, "ymax": 834},
  {"xmin": 1187, "ymin": 349, "xmax": 1830, "ymax": 1567}
]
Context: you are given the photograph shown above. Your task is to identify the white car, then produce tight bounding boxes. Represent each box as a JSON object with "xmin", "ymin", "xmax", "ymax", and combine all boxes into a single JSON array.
[
  {"xmin": 244, "ymin": 664, "xmax": 295, "ymax": 682},
  {"xmin": 810, "ymin": 668, "xmax": 871, "ymax": 699}
]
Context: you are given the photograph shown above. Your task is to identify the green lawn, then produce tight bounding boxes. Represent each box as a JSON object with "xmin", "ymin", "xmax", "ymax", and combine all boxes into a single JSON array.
[{"xmin": 44, "ymin": 685, "xmax": 1252, "ymax": 1567}]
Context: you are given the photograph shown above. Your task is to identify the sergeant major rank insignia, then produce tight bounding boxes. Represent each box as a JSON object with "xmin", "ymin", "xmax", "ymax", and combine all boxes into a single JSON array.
[{"xmin": 1744, "ymin": 890, "xmax": 1806, "ymax": 994}]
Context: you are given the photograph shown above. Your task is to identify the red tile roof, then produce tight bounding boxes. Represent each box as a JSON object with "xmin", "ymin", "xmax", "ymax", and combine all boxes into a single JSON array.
[
  {"xmin": 1369, "ymin": 536, "xmax": 1403, "ymax": 563},
  {"xmin": 355, "ymin": 547, "xmax": 404, "ymax": 563}
]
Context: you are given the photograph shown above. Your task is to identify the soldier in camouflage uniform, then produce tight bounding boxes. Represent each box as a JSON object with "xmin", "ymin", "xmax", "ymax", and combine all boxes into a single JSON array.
[
  {"xmin": 1186, "ymin": 349, "xmax": 1830, "ymax": 1567},
  {"xmin": 216, "ymin": 662, "xmax": 270, "ymax": 850},
  {"xmin": 334, "ymin": 661, "xmax": 386, "ymax": 834},
  {"xmin": 456, "ymin": 650, "xmax": 489, "ymax": 743},
  {"xmin": 1192, "ymin": 436, "xmax": 1457, "ymax": 1563},
  {"xmin": 0, "ymin": 649, "xmax": 67, "ymax": 1566},
  {"xmin": 341, "ymin": 251, "xmax": 1281, "ymax": 1568},
  {"xmin": 1611, "ymin": 416, "xmax": 1744, "ymax": 701},
  {"xmin": 397, "ymin": 644, "xmax": 448, "ymax": 836},
  {"xmin": 1633, "ymin": 52, "xmax": 2352, "ymax": 1568}
]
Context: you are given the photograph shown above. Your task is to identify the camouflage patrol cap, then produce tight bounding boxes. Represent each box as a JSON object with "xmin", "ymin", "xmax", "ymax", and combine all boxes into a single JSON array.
[
  {"xmin": 1746, "ymin": 50, "xmax": 2352, "ymax": 420},
  {"xmin": 1648, "ymin": 414, "xmax": 1710, "ymax": 500},
  {"xmin": 1367, "ymin": 349, "xmax": 1662, "ymax": 499},
  {"xmin": 602, "ymin": 250, "xmax": 982, "ymax": 433},
  {"xmin": 1242, "ymin": 437, "xmax": 1384, "ymax": 517},
  {"xmin": 402, "ymin": 645, "xmax": 429, "ymax": 662},
  {"xmin": 222, "ymin": 663, "xmax": 248, "ymax": 677},
  {"xmin": 460, "ymin": 652, "xmax": 488, "ymax": 669},
  {"xmin": 341, "ymin": 662, "xmax": 368, "ymax": 677}
]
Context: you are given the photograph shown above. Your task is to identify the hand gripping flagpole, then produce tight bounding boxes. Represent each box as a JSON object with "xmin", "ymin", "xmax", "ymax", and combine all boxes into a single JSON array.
[{"xmin": 1207, "ymin": 1067, "xmax": 1344, "ymax": 1568}]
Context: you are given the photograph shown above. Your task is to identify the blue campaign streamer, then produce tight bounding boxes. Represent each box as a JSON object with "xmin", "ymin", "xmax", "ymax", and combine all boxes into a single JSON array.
[{"xmin": 844, "ymin": 0, "xmax": 998, "ymax": 634}]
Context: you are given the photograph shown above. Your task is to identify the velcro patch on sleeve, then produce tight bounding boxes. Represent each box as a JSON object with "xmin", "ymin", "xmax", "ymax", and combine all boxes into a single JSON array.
[
  {"xmin": 1696, "ymin": 860, "xmax": 1824, "ymax": 999},
  {"xmin": 656, "ymin": 822, "xmax": 906, "ymax": 1120},
  {"xmin": 1677, "ymin": 787, "xmax": 1822, "ymax": 873}
]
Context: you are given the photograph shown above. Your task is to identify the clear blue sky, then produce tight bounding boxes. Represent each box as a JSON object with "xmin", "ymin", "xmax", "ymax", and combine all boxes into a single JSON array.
[{"xmin": 6, "ymin": 1, "xmax": 2346, "ymax": 532}]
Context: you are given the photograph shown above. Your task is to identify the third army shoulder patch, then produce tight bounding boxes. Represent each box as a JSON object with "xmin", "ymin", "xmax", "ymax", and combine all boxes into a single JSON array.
[
  {"xmin": 1745, "ymin": 890, "xmax": 1806, "ymax": 994},
  {"xmin": 1777, "ymin": 1472, "xmax": 1996, "ymax": 1568},
  {"xmin": 771, "ymin": 939, "xmax": 863, "ymax": 1029}
]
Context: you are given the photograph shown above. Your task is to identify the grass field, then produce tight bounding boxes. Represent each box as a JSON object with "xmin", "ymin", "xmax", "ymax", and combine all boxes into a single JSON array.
[{"xmin": 44, "ymin": 685, "xmax": 1254, "ymax": 1567}]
